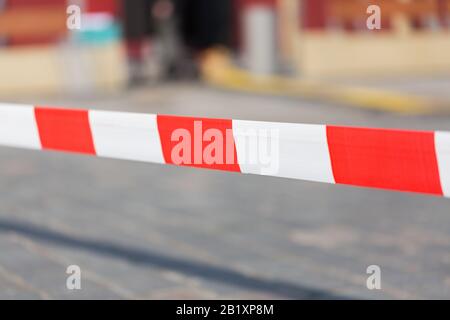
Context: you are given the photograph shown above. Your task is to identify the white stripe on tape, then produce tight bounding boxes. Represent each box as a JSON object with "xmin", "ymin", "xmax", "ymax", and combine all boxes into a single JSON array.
[
  {"xmin": 0, "ymin": 103, "xmax": 41, "ymax": 150},
  {"xmin": 89, "ymin": 110, "xmax": 165, "ymax": 164},
  {"xmin": 233, "ymin": 120, "xmax": 335, "ymax": 183},
  {"xmin": 435, "ymin": 131, "xmax": 450, "ymax": 197}
]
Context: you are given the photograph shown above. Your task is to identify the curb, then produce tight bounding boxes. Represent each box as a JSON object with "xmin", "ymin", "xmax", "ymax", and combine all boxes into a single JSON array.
[{"xmin": 200, "ymin": 49, "xmax": 448, "ymax": 115}]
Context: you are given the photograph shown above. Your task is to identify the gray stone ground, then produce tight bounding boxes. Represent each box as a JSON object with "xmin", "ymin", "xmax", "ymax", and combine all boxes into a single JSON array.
[{"xmin": 1, "ymin": 82, "xmax": 450, "ymax": 299}]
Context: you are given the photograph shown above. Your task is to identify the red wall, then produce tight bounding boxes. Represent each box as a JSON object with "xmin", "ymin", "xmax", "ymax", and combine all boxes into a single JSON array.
[
  {"xmin": 3, "ymin": 0, "xmax": 120, "ymax": 46},
  {"xmin": 302, "ymin": 0, "xmax": 327, "ymax": 30},
  {"xmin": 85, "ymin": 0, "xmax": 118, "ymax": 15}
]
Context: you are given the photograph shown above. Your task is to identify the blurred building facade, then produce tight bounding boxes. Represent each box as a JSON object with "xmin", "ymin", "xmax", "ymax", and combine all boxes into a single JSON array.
[
  {"xmin": 242, "ymin": 0, "xmax": 450, "ymax": 77},
  {"xmin": 0, "ymin": 0, "xmax": 449, "ymax": 95},
  {"xmin": 0, "ymin": 0, "xmax": 126, "ymax": 95}
]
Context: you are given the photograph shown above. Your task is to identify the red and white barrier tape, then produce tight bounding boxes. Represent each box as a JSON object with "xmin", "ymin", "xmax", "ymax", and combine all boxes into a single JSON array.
[{"xmin": 1, "ymin": 103, "xmax": 449, "ymax": 197}]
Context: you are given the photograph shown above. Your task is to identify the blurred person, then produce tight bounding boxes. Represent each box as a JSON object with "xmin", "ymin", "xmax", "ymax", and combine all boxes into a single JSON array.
[
  {"xmin": 150, "ymin": 0, "xmax": 189, "ymax": 79},
  {"xmin": 122, "ymin": 0, "xmax": 154, "ymax": 83},
  {"xmin": 178, "ymin": 0, "xmax": 232, "ymax": 50},
  {"xmin": 123, "ymin": 0, "xmax": 232, "ymax": 82}
]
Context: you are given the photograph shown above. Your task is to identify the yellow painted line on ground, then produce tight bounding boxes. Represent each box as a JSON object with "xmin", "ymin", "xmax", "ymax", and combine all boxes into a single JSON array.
[{"xmin": 200, "ymin": 49, "xmax": 446, "ymax": 115}]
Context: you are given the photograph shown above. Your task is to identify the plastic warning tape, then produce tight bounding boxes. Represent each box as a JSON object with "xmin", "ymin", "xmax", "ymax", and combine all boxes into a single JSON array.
[{"xmin": 0, "ymin": 103, "xmax": 449, "ymax": 197}]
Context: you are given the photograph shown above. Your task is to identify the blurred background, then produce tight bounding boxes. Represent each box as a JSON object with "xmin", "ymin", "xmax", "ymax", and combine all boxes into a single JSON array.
[
  {"xmin": 1, "ymin": 0, "xmax": 450, "ymax": 299},
  {"xmin": 1, "ymin": 0, "xmax": 450, "ymax": 92}
]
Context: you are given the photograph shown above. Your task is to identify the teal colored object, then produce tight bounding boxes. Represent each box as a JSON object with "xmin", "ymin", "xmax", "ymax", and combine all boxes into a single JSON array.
[{"xmin": 71, "ymin": 23, "xmax": 121, "ymax": 45}]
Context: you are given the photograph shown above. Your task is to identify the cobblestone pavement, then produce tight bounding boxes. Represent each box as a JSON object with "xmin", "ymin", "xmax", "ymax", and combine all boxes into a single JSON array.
[{"xmin": 1, "ymin": 82, "xmax": 450, "ymax": 299}]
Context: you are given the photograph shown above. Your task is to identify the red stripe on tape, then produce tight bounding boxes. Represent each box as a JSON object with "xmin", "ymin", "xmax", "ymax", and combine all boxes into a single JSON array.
[
  {"xmin": 34, "ymin": 107, "xmax": 96, "ymax": 155},
  {"xmin": 157, "ymin": 115, "xmax": 241, "ymax": 172},
  {"xmin": 326, "ymin": 126, "xmax": 443, "ymax": 195}
]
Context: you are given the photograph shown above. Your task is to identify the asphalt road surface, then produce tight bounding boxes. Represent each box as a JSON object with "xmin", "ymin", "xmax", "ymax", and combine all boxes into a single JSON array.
[{"xmin": 1, "ymin": 82, "xmax": 450, "ymax": 299}]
